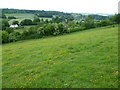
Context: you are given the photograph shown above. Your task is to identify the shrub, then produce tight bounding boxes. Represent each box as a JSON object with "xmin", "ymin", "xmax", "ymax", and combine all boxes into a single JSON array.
[
  {"xmin": 96, "ymin": 19, "xmax": 112, "ymax": 27},
  {"xmin": 9, "ymin": 31, "xmax": 21, "ymax": 42},
  {"xmin": 112, "ymin": 14, "xmax": 120, "ymax": 24},
  {"xmin": 43, "ymin": 24, "xmax": 55, "ymax": 35},
  {"xmin": 83, "ymin": 15, "xmax": 95, "ymax": 29},
  {"xmin": 68, "ymin": 26, "xmax": 85, "ymax": 33},
  {"xmin": 36, "ymin": 27, "xmax": 45, "ymax": 38},
  {"xmin": 6, "ymin": 27, "xmax": 14, "ymax": 34},
  {"xmin": 0, "ymin": 14, "xmax": 6, "ymax": 19},
  {"xmin": 12, "ymin": 21, "xmax": 19, "ymax": 25},
  {"xmin": 33, "ymin": 18, "xmax": 40, "ymax": 25},
  {"xmin": 21, "ymin": 30, "xmax": 29, "ymax": 39},
  {"xmin": 2, "ymin": 31, "xmax": 9, "ymax": 43},
  {"xmin": 8, "ymin": 16, "xmax": 16, "ymax": 19},
  {"xmin": 28, "ymin": 27, "xmax": 37, "ymax": 34},
  {"xmin": 2, "ymin": 20, "xmax": 9, "ymax": 30},
  {"xmin": 20, "ymin": 19, "xmax": 33, "ymax": 26},
  {"xmin": 58, "ymin": 23, "xmax": 64, "ymax": 34}
]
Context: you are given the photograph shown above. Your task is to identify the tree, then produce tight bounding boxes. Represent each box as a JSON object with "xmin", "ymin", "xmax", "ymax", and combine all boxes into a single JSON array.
[
  {"xmin": 20, "ymin": 19, "xmax": 33, "ymax": 26},
  {"xmin": 43, "ymin": 24, "xmax": 55, "ymax": 35},
  {"xmin": 113, "ymin": 14, "xmax": 120, "ymax": 24},
  {"xmin": 2, "ymin": 20, "xmax": 9, "ymax": 30},
  {"xmin": 83, "ymin": 15, "xmax": 95, "ymax": 29},
  {"xmin": 12, "ymin": 20, "xmax": 19, "ymax": 25},
  {"xmin": 0, "ymin": 14, "xmax": 6, "ymax": 19},
  {"xmin": 58, "ymin": 23, "xmax": 64, "ymax": 33},
  {"xmin": 68, "ymin": 21, "xmax": 76, "ymax": 27},
  {"xmin": 33, "ymin": 18, "xmax": 40, "ymax": 25},
  {"xmin": 6, "ymin": 27, "xmax": 14, "ymax": 34},
  {"xmin": 21, "ymin": 30, "xmax": 29, "ymax": 39},
  {"xmin": 45, "ymin": 19, "xmax": 49, "ymax": 23},
  {"xmin": 8, "ymin": 16, "xmax": 16, "ymax": 19},
  {"xmin": 2, "ymin": 31, "xmax": 9, "ymax": 43},
  {"xmin": 9, "ymin": 31, "xmax": 21, "ymax": 42},
  {"xmin": 96, "ymin": 19, "xmax": 112, "ymax": 27}
]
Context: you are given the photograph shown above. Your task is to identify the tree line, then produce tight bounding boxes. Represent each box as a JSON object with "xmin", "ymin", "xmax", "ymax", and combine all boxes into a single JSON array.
[{"xmin": 1, "ymin": 14, "xmax": 120, "ymax": 43}]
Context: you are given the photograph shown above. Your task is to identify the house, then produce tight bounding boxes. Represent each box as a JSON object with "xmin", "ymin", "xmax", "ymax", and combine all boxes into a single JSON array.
[{"xmin": 10, "ymin": 24, "xmax": 18, "ymax": 28}]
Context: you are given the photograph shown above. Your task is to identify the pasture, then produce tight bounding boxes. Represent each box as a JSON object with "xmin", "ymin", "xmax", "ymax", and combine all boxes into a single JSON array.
[
  {"xmin": 2, "ymin": 26, "xmax": 118, "ymax": 88},
  {"xmin": 5, "ymin": 13, "xmax": 52, "ymax": 25}
]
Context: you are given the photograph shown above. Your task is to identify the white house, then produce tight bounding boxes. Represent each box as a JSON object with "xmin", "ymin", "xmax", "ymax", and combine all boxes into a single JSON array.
[{"xmin": 10, "ymin": 24, "xmax": 18, "ymax": 28}]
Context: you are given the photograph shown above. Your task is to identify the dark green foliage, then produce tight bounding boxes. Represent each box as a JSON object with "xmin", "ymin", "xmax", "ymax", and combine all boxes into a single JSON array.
[
  {"xmin": 9, "ymin": 31, "xmax": 21, "ymax": 42},
  {"xmin": 12, "ymin": 20, "xmax": 19, "ymax": 25},
  {"xmin": 2, "ymin": 31, "xmax": 9, "ymax": 43},
  {"xmin": 68, "ymin": 26, "xmax": 85, "ymax": 32},
  {"xmin": 8, "ymin": 16, "xmax": 16, "ymax": 19},
  {"xmin": 58, "ymin": 23, "xmax": 64, "ymax": 33},
  {"xmin": 112, "ymin": 14, "xmax": 120, "ymax": 24},
  {"xmin": 33, "ymin": 18, "xmax": 40, "ymax": 25},
  {"xmin": 6, "ymin": 27, "xmax": 14, "ymax": 34},
  {"xmin": 20, "ymin": 19, "xmax": 33, "ymax": 26},
  {"xmin": 0, "ymin": 14, "xmax": 6, "ymax": 19},
  {"xmin": 1, "ymin": 13, "xmax": 116, "ymax": 43},
  {"xmin": 83, "ymin": 15, "xmax": 95, "ymax": 29},
  {"xmin": 21, "ymin": 30, "xmax": 29, "ymax": 39},
  {"xmin": 96, "ymin": 19, "xmax": 112, "ymax": 27},
  {"xmin": 36, "ymin": 27, "xmax": 45, "ymax": 38},
  {"xmin": 2, "ymin": 20, "xmax": 9, "ymax": 30},
  {"xmin": 52, "ymin": 16, "xmax": 63, "ymax": 23},
  {"xmin": 28, "ymin": 27, "xmax": 37, "ymax": 34},
  {"xmin": 45, "ymin": 19, "xmax": 49, "ymax": 23},
  {"xmin": 90, "ymin": 15, "xmax": 109, "ymax": 20},
  {"xmin": 43, "ymin": 24, "xmax": 55, "ymax": 35},
  {"xmin": 68, "ymin": 21, "xmax": 77, "ymax": 27}
]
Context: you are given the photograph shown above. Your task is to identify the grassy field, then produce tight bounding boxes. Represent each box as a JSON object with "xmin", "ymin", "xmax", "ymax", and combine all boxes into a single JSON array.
[
  {"xmin": 2, "ymin": 26, "xmax": 118, "ymax": 88},
  {"xmin": 5, "ymin": 13, "xmax": 52, "ymax": 25},
  {"xmin": 5, "ymin": 13, "xmax": 35, "ymax": 25}
]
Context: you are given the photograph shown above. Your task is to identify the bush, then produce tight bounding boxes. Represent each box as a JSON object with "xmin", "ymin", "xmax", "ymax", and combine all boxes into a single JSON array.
[
  {"xmin": 33, "ymin": 18, "xmax": 40, "ymax": 25},
  {"xmin": 21, "ymin": 30, "xmax": 29, "ymax": 39},
  {"xmin": 58, "ymin": 23, "xmax": 64, "ymax": 34},
  {"xmin": 36, "ymin": 27, "xmax": 45, "ymax": 38},
  {"xmin": 96, "ymin": 19, "xmax": 112, "ymax": 27},
  {"xmin": 20, "ymin": 19, "xmax": 33, "ymax": 26},
  {"xmin": 83, "ymin": 15, "xmax": 95, "ymax": 29},
  {"xmin": 68, "ymin": 26, "xmax": 85, "ymax": 33},
  {"xmin": 12, "ymin": 20, "xmax": 19, "ymax": 25},
  {"xmin": 43, "ymin": 24, "xmax": 55, "ymax": 35},
  {"xmin": 6, "ymin": 27, "xmax": 14, "ymax": 34},
  {"xmin": 8, "ymin": 16, "xmax": 16, "ymax": 19},
  {"xmin": 28, "ymin": 27, "xmax": 37, "ymax": 34},
  {"xmin": 2, "ymin": 20, "xmax": 9, "ymax": 30},
  {"xmin": 9, "ymin": 31, "xmax": 21, "ymax": 42},
  {"xmin": 112, "ymin": 14, "xmax": 120, "ymax": 24},
  {"xmin": 0, "ymin": 14, "xmax": 6, "ymax": 19},
  {"xmin": 2, "ymin": 31, "xmax": 9, "ymax": 43}
]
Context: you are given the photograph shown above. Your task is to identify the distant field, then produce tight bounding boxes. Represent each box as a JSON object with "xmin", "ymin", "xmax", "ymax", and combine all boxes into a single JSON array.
[
  {"xmin": 2, "ymin": 26, "xmax": 118, "ymax": 88},
  {"xmin": 5, "ymin": 13, "xmax": 52, "ymax": 25},
  {"xmin": 5, "ymin": 13, "xmax": 35, "ymax": 19}
]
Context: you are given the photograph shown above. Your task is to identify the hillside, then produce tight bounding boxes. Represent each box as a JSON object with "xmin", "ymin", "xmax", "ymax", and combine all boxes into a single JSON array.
[
  {"xmin": 2, "ymin": 26, "xmax": 118, "ymax": 88},
  {"xmin": 1, "ymin": 8, "xmax": 110, "ymax": 20}
]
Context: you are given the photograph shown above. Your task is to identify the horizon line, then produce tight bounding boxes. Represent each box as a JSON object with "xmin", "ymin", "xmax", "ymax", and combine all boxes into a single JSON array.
[{"xmin": 1, "ymin": 8, "xmax": 116, "ymax": 15}]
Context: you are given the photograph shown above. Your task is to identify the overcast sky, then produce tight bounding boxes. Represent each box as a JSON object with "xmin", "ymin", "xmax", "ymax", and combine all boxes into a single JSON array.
[{"xmin": 1, "ymin": 0, "xmax": 119, "ymax": 14}]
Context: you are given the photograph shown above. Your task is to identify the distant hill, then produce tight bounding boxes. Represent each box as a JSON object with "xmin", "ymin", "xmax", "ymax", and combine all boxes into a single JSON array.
[{"xmin": 1, "ymin": 8, "xmax": 111, "ymax": 20}]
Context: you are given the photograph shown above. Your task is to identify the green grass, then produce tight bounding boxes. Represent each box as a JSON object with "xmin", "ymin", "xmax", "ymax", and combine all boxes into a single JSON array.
[
  {"xmin": 5, "ymin": 13, "xmax": 52, "ymax": 25},
  {"xmin": 5, "ymin": 13, "xmax": 35, "ymax": 19},
  {"xmin": 5, "ymin": 13, "xmax": 35, "ymax": 25},
  {"xmin": 2, "ymin": 26, "xmax": 118, "ymax": 88}
]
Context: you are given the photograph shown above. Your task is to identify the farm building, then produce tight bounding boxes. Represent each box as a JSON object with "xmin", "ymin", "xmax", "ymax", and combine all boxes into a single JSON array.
[{"xmin": 10, "ymin": 24, "xmax": 18, "ymax": 28}]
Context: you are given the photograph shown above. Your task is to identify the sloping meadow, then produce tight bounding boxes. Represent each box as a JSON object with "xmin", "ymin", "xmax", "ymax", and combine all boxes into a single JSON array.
[{"xmin": 2, "ymin": 26, "xmax": 118, "ymax": 88}]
